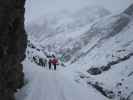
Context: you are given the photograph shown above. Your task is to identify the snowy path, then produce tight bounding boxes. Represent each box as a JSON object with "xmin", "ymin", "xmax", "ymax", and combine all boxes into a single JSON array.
[
  {"xmin": 15, "ymin": 61, "xmax": 107, "ymax": 100},
  {"xmin": 24, "ymin": 71, "xmax": 89, "ymax": 100}
]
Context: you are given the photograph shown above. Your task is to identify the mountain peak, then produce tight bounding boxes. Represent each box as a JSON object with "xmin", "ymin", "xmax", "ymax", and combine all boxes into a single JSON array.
[{"xmin": 124, "ymin": 4, "xmax": 133, "ymax": 16}]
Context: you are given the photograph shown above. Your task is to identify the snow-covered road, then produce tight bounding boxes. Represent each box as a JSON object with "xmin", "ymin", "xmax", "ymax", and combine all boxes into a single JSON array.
[
  {"xmin": 23, "ymin": 71, "xmax": 90, "ymax": 100},
  {"xmin": 15, "ymin": 60, "xmax": 107, "ymax": 100}
]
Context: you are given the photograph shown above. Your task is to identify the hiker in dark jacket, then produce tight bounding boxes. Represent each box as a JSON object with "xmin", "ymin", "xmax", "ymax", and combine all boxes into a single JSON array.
[{"xmin": 48, "ymin": 59, "xmax": 52, "ymax": 70}]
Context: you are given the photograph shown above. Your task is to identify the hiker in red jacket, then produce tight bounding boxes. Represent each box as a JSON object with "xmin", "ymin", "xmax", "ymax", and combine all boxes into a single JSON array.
[{"xmin": 51, "ymin": 55, "xmax": 59, "ymax": 70}]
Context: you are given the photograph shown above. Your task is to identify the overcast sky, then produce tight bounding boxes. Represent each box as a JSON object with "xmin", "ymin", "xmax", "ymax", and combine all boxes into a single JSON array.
[{"xmin": 25, "ymin": 0, "xmax": 133, "ymax": 24}]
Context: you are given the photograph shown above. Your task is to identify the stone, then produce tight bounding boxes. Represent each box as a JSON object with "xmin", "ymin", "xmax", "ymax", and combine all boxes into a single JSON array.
[{"xmin": 87, "ymin": 67, "xmax": 102, "ymax": 75}]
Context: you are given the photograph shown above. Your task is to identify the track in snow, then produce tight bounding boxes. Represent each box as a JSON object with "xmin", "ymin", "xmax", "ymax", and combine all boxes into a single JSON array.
[{"xmin": 15, "ymin": 61, "xmax": 107, "ymax": 100}]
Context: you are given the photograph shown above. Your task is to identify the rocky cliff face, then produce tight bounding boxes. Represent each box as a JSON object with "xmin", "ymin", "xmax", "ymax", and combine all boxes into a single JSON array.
[
  {"xmin": 124, "ymin": 4, "xmax": 133, "ymax": 16},
  {"xmin": 0, "ymin": 0, "xmax": 27, "ymax": 100}
]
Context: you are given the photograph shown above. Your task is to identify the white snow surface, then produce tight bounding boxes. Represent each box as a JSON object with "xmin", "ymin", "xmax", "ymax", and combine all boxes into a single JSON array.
[{"xmin": 15, "ymin": 60, "xmax": 107, "ymax": 100}]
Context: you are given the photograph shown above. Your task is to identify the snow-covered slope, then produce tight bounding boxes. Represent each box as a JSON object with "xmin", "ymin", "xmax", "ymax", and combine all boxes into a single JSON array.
[
  {"xmin": 69, "ymin": 7, "xmax": 132, "ymax": 64},
  {"xmin": 25, "ymin": 6, "xmax": 110, "ymax": 62},
  {"xmin": 65, "ymin": 4, "xmax": 133, "ymax": 100},
  {"xmin": 26, "ymin": 4, "xmax": 133, "ymax": 66}
]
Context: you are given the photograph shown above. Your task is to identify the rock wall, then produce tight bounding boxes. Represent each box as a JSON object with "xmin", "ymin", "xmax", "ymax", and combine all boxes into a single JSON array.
[{"xmin": 0, "ymin": 0, "xmax": 27, "ymax": 100}]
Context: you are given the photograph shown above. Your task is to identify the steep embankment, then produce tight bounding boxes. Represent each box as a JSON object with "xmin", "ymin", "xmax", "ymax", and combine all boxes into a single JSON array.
[{"xmin": 66, "ymin": 4, "xmax": 133, "ymax": 100}]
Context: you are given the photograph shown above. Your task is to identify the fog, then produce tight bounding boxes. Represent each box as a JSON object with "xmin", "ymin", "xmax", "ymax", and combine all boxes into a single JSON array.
[{"xmin": 25, "ymin": 0, "xmax": 133, "ymax": 24}]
